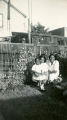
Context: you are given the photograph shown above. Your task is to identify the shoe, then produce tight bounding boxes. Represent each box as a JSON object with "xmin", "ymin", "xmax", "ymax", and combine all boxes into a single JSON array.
[
  {"xmin": 40, "ymin": 84, "xmax": 46, "ymax": 91},
  {"xmin": 55, "ymin": 85, "xmax": 64, "ymax": 90},
  {"xmin": 37, "ymin": 82, "xmax": 39, "ymax": 87}
]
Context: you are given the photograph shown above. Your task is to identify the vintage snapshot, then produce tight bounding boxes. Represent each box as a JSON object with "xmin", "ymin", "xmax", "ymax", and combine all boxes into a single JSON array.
[{"xmin": 0, "ymin": 0, "xmax": 67, "ymax": 120}]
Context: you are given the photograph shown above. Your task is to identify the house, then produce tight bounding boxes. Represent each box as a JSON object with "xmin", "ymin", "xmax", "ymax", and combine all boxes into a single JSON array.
[
  {"xmin": 49, "ymin": 27, "xmax": 67, "ymax": 37},
  {"xmin": 0, "ymin": 0, "xmax": 28, "ymax": 41}
]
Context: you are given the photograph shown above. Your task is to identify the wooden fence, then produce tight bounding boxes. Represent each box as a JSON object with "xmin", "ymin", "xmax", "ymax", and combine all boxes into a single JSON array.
[{"xmin": 0, "ymin": 42, "xmax": 67, "ymax": 72}]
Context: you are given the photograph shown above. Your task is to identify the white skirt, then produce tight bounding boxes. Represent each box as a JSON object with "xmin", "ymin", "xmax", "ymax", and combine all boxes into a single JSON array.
[
  {"xmin": 49, "ymin": 73, "xmax": 59, "ymax": 82},
  {"xmin": 32, "ymin": 75, "xmax": 48, "ymax": 82}
]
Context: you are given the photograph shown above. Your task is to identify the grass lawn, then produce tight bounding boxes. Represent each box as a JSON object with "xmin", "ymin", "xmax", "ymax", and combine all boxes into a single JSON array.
[{"xmin": 0, "ymin": 84, "xmax": 67, "ymax": 120}]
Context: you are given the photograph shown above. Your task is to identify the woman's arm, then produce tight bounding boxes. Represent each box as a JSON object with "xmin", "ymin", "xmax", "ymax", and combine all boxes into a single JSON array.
[
  {"xmin": 32, "ymin": 71, "xmax": 40, "ymax": 77},
  {"xmin": 41, "ymin": 71, "xmax": 48, "ymax": 75},
  {"xmin": 48, "ymin": 70, "xmax": 57, "ymax": 74}
]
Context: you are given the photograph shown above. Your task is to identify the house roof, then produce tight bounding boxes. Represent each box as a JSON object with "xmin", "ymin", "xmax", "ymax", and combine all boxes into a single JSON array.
[{"xmin": 3, "ymin": 0, "xmax": 27, "ymax": 18}]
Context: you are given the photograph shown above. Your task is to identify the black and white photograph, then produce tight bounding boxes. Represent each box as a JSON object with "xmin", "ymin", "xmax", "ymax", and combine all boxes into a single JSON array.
[{"xmin": 0, "ymin": 0, "xmax": 67, "ymax": 120}]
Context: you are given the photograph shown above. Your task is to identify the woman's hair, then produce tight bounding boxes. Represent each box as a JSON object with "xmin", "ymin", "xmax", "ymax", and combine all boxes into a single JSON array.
[
  {"xmin": 39, "ymin": 55, "xmax": 46, "ymax": 62},
  {"xmin": 35, "ymin": 56, "xmax": 40, "ymax": 62},
  {"xmin": 28, "ymin": 53, "xmax": 32, "ymax": 57},
  {"xmin": 49, "ymin": 53, "xmax": 56, "ymax": 60}
]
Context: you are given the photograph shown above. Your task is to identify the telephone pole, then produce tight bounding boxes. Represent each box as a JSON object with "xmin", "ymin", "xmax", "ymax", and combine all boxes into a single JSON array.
[
  {"xmin": 7, "ymin": 0, "xmax": 10, "ymax": 32},
  {"xmin": 28, "ymin": 0, "xmax": 32, "ymax": 43}
]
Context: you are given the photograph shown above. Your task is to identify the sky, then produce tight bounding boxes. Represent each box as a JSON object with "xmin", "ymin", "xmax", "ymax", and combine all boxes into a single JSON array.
[{"xmin": 11, "ymin": 0, "xmax": 67, "ymax": 30}]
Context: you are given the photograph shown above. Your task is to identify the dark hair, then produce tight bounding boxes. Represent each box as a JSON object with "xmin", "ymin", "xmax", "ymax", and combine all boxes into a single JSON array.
[
  {"xmin": 35, "ymin": 57, "xmax": 40, "ymax": 62},
  {"xmin": 49, "ymin": 53, "xmax": 56, "ymax": 60},
  {"xmin": 28, "ymin": 53, "xmax": 32, "ymax": 57},
  {"xmin": 39, "ymin": 55, "xmax": 46, "ymax": 62}
]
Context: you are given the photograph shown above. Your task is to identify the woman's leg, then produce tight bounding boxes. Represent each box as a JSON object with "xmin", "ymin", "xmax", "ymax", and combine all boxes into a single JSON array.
[{"xmin": 39, "ymin": 80, "xmax": 45, "ymax": 90}]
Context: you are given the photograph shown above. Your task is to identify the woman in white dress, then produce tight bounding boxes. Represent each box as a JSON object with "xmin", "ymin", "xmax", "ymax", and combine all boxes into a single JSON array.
[
  {"xmin": 39, "ymin": 55, "xmax": 48, "ymax": 90},
  {"xmin": 32, "ymin": 56, "xmax": 48, "ymax": 90},
  {"xmin": 32, "ymin": 57, "xmax": 41, "ymax": 83},
  {"xmin": 47, "ymin": 54, "xmax": 59, "ymax": 83}
]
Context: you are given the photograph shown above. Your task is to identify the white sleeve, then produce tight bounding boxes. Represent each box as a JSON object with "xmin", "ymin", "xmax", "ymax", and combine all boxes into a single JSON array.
[
  {"xmin": 32, "ymin": 65, "xmax": 36, "ymax": 71},
  {"xmin": 54, "ymin": 61, "xmax": 59, "ymax": 71},
  {"xmin": 43, "ymin": 63, "xmax": 48, "ymax": 72},
  {"xmin": 45, "ymin": 64, "xmax": 48, "ymax": 71}
]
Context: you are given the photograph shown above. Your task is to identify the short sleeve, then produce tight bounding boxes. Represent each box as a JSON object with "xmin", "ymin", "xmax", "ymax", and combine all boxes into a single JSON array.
[{"xmin": 32, "ymin": 65, "xmax": 36, "ymax": 71}]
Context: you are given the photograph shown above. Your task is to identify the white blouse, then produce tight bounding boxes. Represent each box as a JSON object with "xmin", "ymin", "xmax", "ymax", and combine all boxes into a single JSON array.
[
  {"xmin": 47, "ymin": 60, "xmax": 59, "ymax": 81},
  {"xmin": 32, "ymin": 63, "xmax": 48, "ymax": 81},
  {"xmin": 39, "ymin": 63, "xmax": 48, "ymax": 81}
]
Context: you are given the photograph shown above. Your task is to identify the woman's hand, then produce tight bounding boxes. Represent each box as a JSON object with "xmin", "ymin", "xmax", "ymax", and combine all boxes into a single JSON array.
[
  {"xmin": 34, "ymin": 72, "xmax": 39, "ymax": 77},
  {"xmin": 41, "ymin": 72, "xmax": 47, "ymax": 75},
  {"xmin": 48, "ymin": 70, "xmax": 57, "ymax": 74}
]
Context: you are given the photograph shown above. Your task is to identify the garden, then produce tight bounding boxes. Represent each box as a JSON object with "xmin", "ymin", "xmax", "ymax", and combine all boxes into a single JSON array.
[{"xmin": 0, "ymin": 43, "xmax": 67, "ymax": 120}]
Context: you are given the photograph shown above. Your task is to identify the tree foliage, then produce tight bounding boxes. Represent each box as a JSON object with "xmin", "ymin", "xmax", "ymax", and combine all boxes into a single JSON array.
[{"xmin": 31, "ymin": 23, "xmax": 49, "ymax": 34}]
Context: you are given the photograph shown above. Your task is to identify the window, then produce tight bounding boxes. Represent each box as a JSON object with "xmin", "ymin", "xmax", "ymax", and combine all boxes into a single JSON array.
[{"xmin": 0, "ymin": 14, "xmax": 3, "ymax": 27}]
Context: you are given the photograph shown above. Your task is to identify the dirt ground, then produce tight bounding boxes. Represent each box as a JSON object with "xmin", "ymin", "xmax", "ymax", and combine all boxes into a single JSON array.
[{"xmin": 0, "ymin": 84, "xmax": 67, "ymax": 120}]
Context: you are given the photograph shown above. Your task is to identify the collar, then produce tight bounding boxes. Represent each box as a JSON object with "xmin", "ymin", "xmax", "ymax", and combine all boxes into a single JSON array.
[{"xmin": 49, "ymin": 60, "xmax": 56, "ymax": 65}]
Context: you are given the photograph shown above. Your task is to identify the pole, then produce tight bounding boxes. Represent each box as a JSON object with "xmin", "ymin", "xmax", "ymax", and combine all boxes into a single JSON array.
[
  {"xmin": 31, "ymin": 0, "xmax": 32, "ymax": 42},
  {"xmin": 28, "ymin": 0, "xmax": 31, "ymax": 43},
  {"xmin": 8, "ymin": 0, "xmax": 10, "ymax": 20},
  {"xmin": 7, "ymin": 0, "xmax": 10, "ymax": 33},
  {"xmin": 31, "ymin": 0, "xmax": 32, "ymax": 24}
]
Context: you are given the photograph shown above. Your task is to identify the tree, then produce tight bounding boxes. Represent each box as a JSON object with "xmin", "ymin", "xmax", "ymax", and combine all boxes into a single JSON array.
[{"xmin": 31, "ymin": 23, "xmax": 49, "ymax": 34}]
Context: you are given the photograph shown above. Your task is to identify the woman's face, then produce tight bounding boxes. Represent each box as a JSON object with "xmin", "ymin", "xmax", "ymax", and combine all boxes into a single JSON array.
[
  {"xmin": 50, "ymin": 55, "xmax": 55, "ymax": 63},
  {"xmin": 36, "ymin": 59, "xmax": 40, "ymax": 65},
  {"xmin": 40, "ymin": 57, "xmax": 44, "ymax": 63}
]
